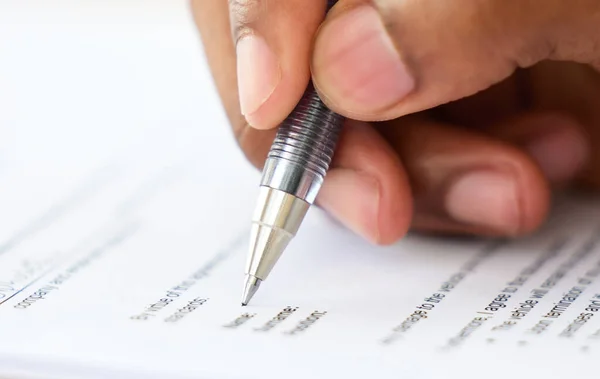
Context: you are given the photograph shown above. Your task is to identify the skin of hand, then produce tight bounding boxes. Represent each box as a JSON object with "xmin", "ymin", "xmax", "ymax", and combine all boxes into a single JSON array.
[{"xmin": 191, "ymin": 0, "xmax": 600, "ymax": 244}]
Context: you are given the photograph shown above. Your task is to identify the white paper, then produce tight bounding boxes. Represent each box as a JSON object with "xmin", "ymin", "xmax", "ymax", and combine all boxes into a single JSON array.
[{"xmin": 1, "ymin": 2, "xmax": 599, "ymax": 378}]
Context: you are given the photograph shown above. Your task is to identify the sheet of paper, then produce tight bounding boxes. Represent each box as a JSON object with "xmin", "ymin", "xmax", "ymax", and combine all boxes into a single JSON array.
[
  {"xmin": 1, "ymin": 149, "xmax": 600, "ymax": 379},
  {"xmin": 1, "ymin": 2, "xmax": 599, "ymax": 379}
]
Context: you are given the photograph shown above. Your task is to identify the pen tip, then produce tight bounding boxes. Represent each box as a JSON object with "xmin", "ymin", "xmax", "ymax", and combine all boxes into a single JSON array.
[{"xmin": 241, "ymin": 274, "xmax": 262, "ymax": 306}]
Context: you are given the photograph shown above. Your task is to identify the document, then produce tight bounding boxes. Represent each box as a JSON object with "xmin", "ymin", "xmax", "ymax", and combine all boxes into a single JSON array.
[
  {"xmin": 1, "ymin": 2, "xmax": 599, "ymax": 378},
  {"xmin": 1, "ymin": 130, "xmax": 600, "ymax": 379}
]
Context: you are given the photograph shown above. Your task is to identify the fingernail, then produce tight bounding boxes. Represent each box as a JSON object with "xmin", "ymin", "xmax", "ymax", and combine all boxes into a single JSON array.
[
  {"xmin": 314, "ymin": 5, "xmax": 414, "ymax": 113},
  {"xmin": 526, "ymin": 127, "xmax": 588, "ymax": 182},
  {"xmin": 236, "ymin": 35, "xmax": 281, "ymax": 117},
  {"xmin": 318, "ymin": 169, "xmax": 381, "ymax": 243},
  {"xmin": 445, "ymin": 170, "xmax": 521, "ymax": 234}
]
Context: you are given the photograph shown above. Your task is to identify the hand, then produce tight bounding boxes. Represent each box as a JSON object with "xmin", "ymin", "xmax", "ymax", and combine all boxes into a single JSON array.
[{"xmin": 191, "ymin": 0, "xmax": 600, "ymax": 244}]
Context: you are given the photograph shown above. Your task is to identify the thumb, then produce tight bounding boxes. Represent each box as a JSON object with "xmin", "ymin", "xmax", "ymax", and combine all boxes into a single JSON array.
[
  {"xmin": 230, "ymin": 0, "xmax": 328, "ymax": 129},
  {"xmin": 311, "ymin": 0, "xmax": 600, "ymax": 121}
]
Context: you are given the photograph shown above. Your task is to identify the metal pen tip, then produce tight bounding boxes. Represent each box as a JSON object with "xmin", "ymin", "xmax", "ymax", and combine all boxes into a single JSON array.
[{"xmin": 241, "ymin": 274, "xmax": 262, "ymax": 306}]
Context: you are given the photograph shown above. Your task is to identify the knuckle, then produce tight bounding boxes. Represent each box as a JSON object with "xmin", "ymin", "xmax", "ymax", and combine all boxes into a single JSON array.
[{"xmin": 228, "ymin": 0, "xmax": 265, "ymax": 40}]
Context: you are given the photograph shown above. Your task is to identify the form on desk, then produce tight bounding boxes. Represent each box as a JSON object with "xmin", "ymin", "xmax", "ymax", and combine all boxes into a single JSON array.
[
  {"xmin": 1, "ymin": 129, "xmax": 600, "ymax": 379},
  {"xmin": 0, "ymin": 146, "xmax": 600, "ymax": 378},
  {"xmin": 1, "ymin": 133, "xmax": 600, "ymax": 379},
  {"xmin": 1, "ymin": 1, "xmax": 599, "ymax": 378}
]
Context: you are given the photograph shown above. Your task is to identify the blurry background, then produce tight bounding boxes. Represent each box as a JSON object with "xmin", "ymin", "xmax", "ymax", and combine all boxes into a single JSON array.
[{"xmin": 0, "ymin": 0, "xmax": 232, "ymax": 177}]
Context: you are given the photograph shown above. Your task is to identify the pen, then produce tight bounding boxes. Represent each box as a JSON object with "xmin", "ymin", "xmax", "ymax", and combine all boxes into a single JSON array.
[{"xmin": 241, "ymin": 0, "xmax": 343, "ymax": 306}]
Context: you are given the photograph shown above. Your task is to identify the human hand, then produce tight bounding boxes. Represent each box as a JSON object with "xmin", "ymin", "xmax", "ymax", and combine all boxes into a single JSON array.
[{"xmin": 191, "ymin": 0, "xmax": 600, "ymax": 244}]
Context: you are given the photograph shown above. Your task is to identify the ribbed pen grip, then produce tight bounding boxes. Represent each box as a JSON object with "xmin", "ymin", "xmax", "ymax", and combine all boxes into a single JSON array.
[
  {"xmin": 268, "ymin": 82, "xmax": 343, "ymax": 178},
  {"xmin": 258, "ymin": 0, "xmax": 342, "ymax": 204}
]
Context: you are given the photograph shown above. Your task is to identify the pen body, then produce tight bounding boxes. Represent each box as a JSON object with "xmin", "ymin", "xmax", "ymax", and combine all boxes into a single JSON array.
[
  {"xmin": 259, "ymin": 0, "xmax": 342, "ymax": 204},
  {"xmin": 260, "ymin": 82, "xmax": 343, "ymax": 204},
  {"xmin": 243, "ymin": 0, "xmax": 342, "ymax": 295}
]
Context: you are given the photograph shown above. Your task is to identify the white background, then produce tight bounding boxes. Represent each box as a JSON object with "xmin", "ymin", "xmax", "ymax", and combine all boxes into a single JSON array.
[{"xmin": 0, "ymin": 0, "xmax": 235, "ymax": 176}]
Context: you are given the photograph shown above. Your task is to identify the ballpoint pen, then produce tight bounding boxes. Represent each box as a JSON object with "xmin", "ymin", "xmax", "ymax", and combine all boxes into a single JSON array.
[{"xmin": 241, "ymin": 0, "xmax": 343, "ymax": 305}]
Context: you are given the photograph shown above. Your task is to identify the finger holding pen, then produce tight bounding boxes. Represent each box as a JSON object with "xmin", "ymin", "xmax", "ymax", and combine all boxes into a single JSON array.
[
  {"xmin": 230, "ymin": 0, "xmax": 329, "ymax": 129},
  {"xmin": 195, "ymin": 0, "xmax": 412, "ymax": 244}
]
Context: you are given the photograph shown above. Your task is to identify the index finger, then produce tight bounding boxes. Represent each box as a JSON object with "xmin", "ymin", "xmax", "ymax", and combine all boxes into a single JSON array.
[{"xmin": 228, "ymin": 0, "xmax": 329, "ymax": 129}]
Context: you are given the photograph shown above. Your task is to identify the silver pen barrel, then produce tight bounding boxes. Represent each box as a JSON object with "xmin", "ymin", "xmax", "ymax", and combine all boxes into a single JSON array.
[
  {"xmin": 243, "ymin": 83, "xmax": 344, "ymax": 303},
  {"xmin": 242, "ymin": 0, "xmax": 343, "ymax": 305}
]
